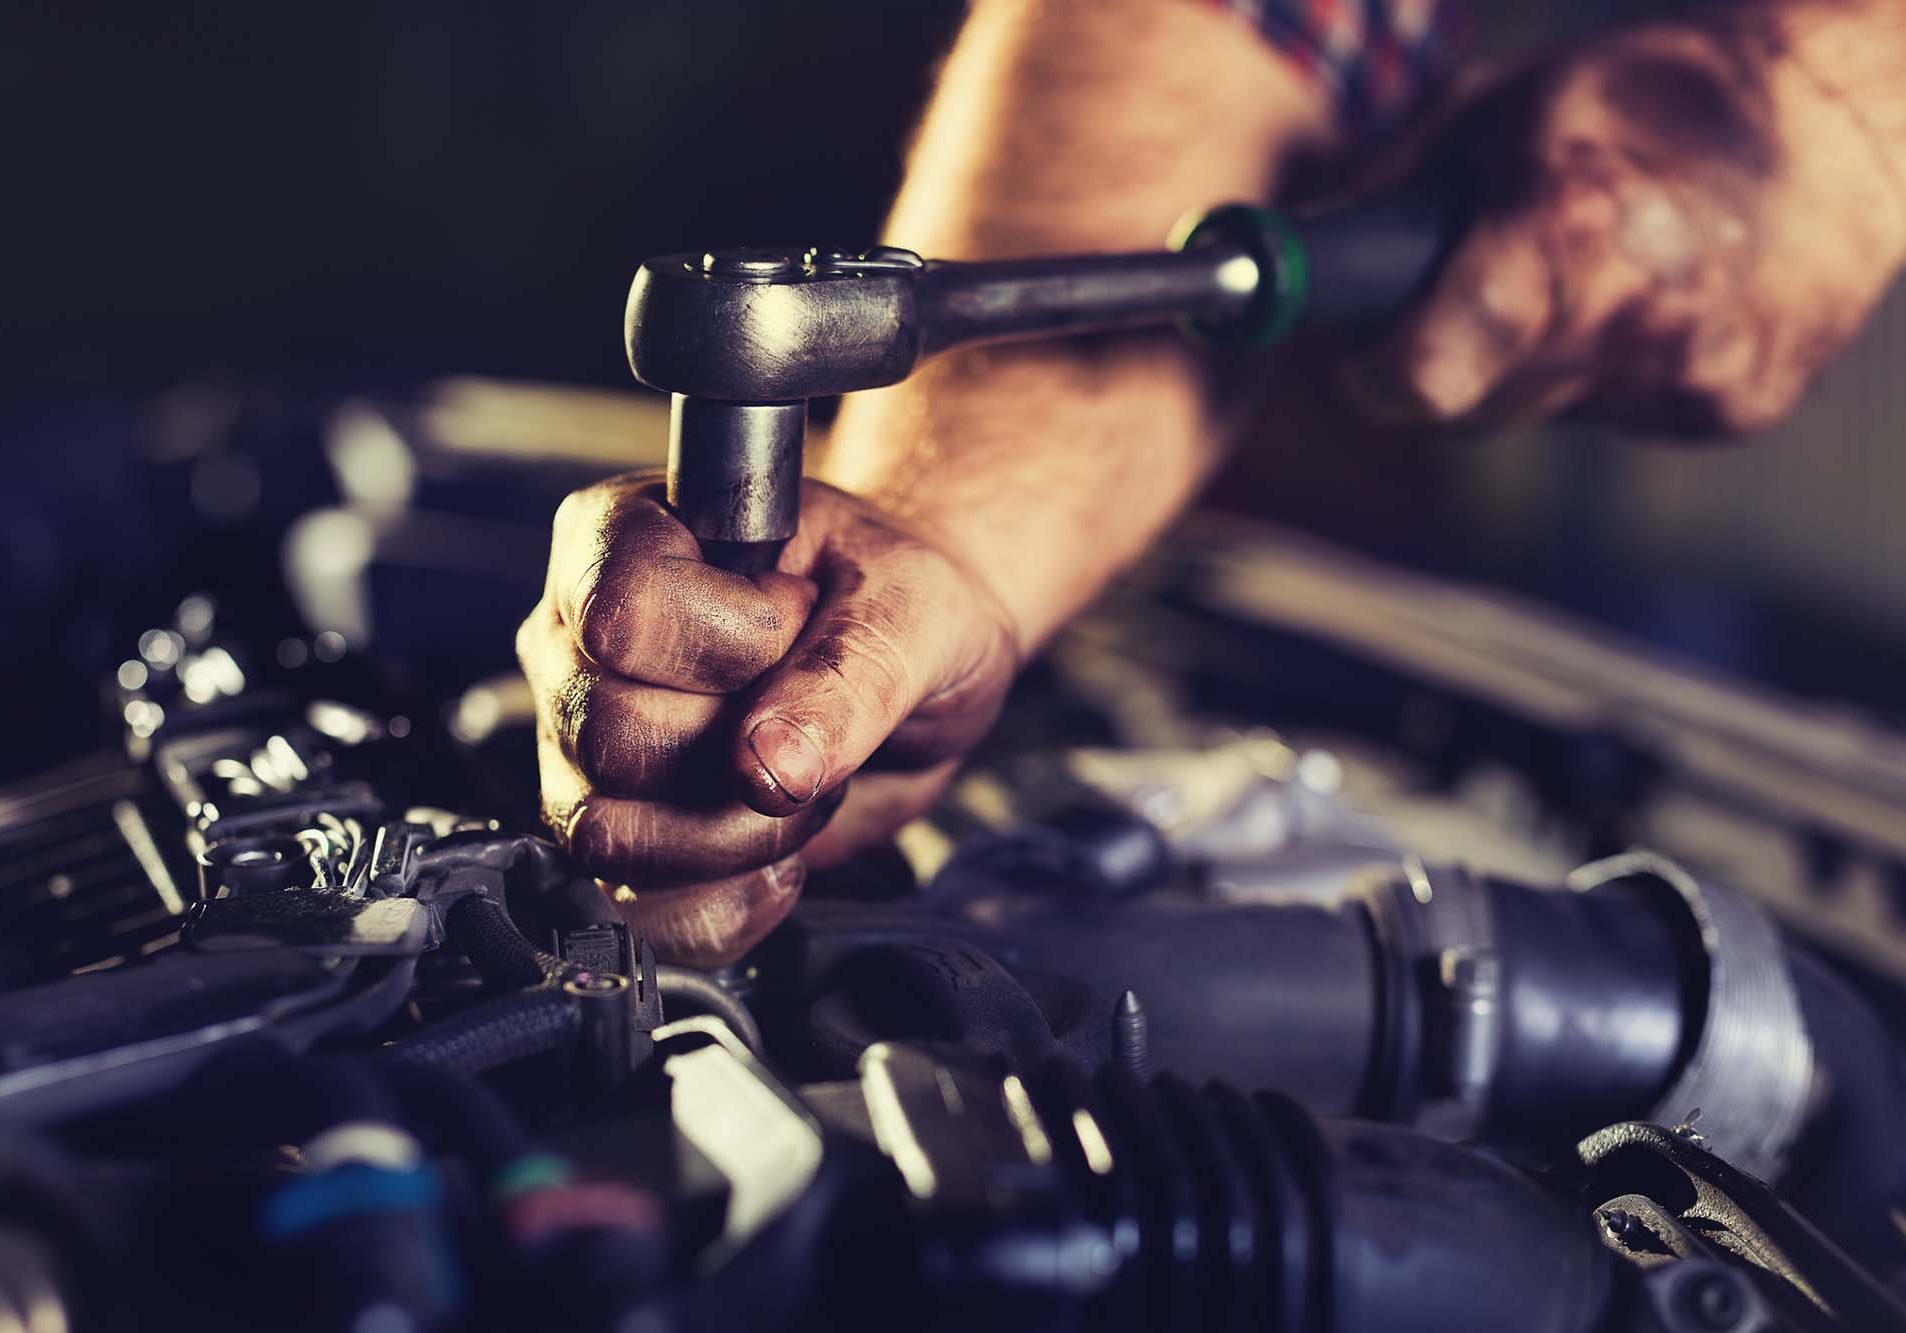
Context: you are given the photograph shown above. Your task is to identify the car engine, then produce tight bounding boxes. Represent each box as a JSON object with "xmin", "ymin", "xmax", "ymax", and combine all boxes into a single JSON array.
[{"xmin": 4, "ymin": 386, "xmax": 1906, "ymax": 1333}]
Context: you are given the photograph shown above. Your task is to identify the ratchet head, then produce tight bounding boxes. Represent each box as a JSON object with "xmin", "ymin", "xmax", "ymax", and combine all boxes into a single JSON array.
[{"xmin": 626, "ymin": 245, "xmax": 930, "ymax": 572}]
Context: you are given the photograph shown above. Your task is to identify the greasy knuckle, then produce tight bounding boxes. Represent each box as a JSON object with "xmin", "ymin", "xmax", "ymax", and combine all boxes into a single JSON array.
[
  {"xmin": 549, "ymin": 788, "xmax": 601, "ymax": 857},
  {"xmin": 580, "ymin": 560, "xmax": 785, "ymax": 691},
  {"xmin": 648, "ymin": 564, "xmax": 758, "ymax": 687},
  {"xmin": 638, "ymin": 811, "xmax": 755, "ymax": 883},
  {"xmin": 551, "ymin": 667, "xmax": 599, "ymax": 751},
  {"xmin": 671, "ymin": 638, "xmax": 758, "ymax": 694},
  {"xmin": 569, "ymin": 802, "xmax": 618, "ymax": 868},
  {"xmin": 723, "ymin": 818, "xmax": 787, "ymax": 868},
  {"xmin": 579, "ymin": 694, "xmax": 684, "ymax": 793},
  {"xmin": 689, "ymin": 589, "xmax": 797, "ymax": 684},
  {"xmin": 573, "ymin": 561, "xmax": 631, "ymax": 666},
  {"xmin": 571, "ymin": 703, "xmax": 621, "ymax": 788},
  {"xmin": 571, "ymin": 800, "xmax": 657, "ymax": 875},
  {"xmin": 806, "ymin": 612, "xmax": 916, "ymax": 723}
]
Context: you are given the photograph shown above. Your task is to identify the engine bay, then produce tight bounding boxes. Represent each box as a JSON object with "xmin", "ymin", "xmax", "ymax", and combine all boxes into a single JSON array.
[{"xmin": 5, "ymin": 385, "xmax": 1906, "ymax": 1333}]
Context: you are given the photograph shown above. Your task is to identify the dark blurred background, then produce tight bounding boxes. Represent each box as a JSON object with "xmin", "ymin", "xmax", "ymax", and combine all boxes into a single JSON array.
[
  {"xmin": 6, "ymin": 0, "xmax": 1906, "ymax": 782},
  {"xmin": 4, "ymin": 0, "xmax": 965, "ymax": 387}
]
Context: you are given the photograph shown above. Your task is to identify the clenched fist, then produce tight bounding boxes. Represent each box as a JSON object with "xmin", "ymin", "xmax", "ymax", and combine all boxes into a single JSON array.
[
  {"xmin": 517, "ymin": 475, "xmax": 1018, "ymax": 967},
  {"xmin": 1356, "ymin": 13, "xmax": 1906, "ymax": 434}
]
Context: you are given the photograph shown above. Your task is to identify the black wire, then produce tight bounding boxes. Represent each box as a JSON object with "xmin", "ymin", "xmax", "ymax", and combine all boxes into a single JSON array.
[{"xmin": 447, "ymin": 896, "xmax": 567, "ymax": 990}]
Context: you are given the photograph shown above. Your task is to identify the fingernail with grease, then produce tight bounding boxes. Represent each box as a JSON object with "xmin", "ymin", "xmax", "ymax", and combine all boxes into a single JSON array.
[{"xmin": 748, "ymin": 718, "xmax": 824, "ymax": 803}]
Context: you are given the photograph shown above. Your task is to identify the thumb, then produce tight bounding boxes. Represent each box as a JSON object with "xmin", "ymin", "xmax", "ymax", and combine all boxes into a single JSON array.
[{"xmin": 729, "ymin": 547, "xmax": 983, "ymax": 818}]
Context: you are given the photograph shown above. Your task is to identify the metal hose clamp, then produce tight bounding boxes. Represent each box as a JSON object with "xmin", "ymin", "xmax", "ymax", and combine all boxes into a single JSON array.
[
  {"xmin": 1365, "ymin": 858, "xmax": 1501, "ymax": 1136},
  {"xmin": 1567, "ymin": 850, "xmax": 1813, "ymax": 1181}
]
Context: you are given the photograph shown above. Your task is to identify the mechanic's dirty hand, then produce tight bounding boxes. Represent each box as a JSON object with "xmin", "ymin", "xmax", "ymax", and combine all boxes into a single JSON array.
[
  {"xmin": 1353, "ymin": 18, "xmax": 1906, "ymax": 435},
  {"xmin": 517, "ymin": 473, "xmax": 1019, "ymax": 966}
]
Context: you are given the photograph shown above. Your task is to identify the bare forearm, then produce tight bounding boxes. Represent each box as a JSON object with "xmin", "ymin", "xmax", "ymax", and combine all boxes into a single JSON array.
[{"xmin": 818, "ymin": 0, "xmax": 1328, "ymax": 647}]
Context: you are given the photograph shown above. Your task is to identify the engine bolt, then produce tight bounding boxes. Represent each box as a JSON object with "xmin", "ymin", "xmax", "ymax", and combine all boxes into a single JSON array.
[
  {"xmin": 563, "ymin": 972, "xmax": 630, "ymax": 997},
  {"xmin": 1598, "ymin": 1207, "xmax": 1644, "ymax": 1246},
  {"xmin": 1111, "ymin": 989, "xmax": 1150, "ymax": 1081}
]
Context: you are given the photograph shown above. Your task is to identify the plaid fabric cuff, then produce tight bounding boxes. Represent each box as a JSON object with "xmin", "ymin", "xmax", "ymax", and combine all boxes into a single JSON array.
[{"xmin": 1207, "ymin": 0, "xmax": 1462, "ymax": 131}]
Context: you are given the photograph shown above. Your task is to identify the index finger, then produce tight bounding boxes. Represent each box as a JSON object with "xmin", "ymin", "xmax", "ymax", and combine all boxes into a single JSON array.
[{"xmin": 548, "ymin": 478, "xmax": 815, "ymax": 693}]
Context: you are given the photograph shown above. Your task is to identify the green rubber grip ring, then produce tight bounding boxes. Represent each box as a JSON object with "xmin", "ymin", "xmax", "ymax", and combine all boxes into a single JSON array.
[
  {"xmin": 492, "ymin": 1152, "xmax": 573, "ymax": 1200},
  {"xmin": 1170, "ymin": 204, "xmax": 1309, "ymax": 347}
]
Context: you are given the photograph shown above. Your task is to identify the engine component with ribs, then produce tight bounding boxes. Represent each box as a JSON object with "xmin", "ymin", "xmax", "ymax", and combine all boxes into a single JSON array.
[
  {"xmin": 865, "ymin": 824, "xmax": 1905, "ymax": 1281},
  {"xmin": 2, "ymin": 605, "xmax": 1905, "ymax": 1330}
]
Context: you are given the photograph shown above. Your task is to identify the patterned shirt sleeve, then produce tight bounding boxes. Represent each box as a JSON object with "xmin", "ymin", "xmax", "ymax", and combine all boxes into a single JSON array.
[{"xmin": 1202, "ymin": 0, "xmax": 1465, "ymax": 132}]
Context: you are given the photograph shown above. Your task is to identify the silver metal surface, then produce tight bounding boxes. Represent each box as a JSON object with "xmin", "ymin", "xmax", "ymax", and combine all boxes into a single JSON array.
[{"xmin": 1569, "ymin": 849, "xmax": 1814, "ymax": 1181}]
